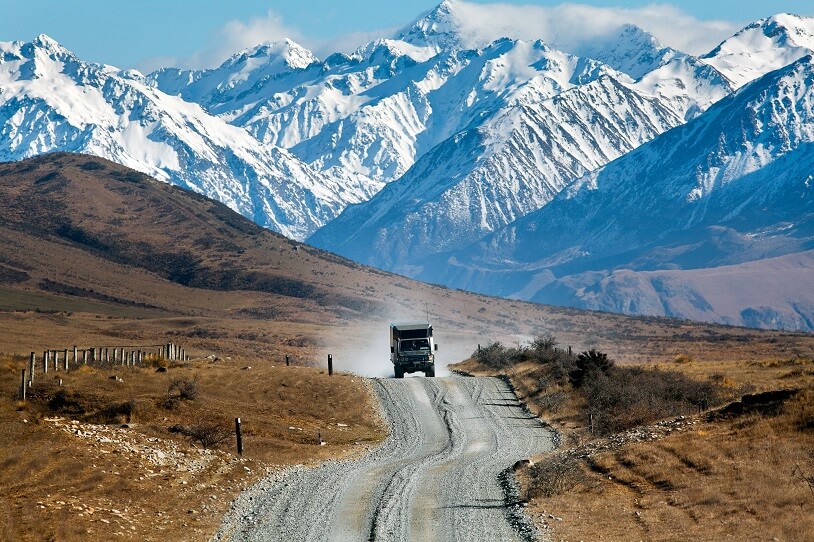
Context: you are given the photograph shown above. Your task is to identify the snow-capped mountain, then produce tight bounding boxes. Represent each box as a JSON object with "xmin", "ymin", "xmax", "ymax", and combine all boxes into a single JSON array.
[
  {"xmin": 3, "ymin": 2, "xmax": 814, "ymax": 331},
  {"xmin": 701, "ymin": 13, "xmax": 814, "ymax": 88},
  {"xmin": 308, "ymin": 72, "xmax": 685, "ymax": 271},
  {"xmin": 0, "ymin": 35, "xmax": 361, "ymax": 239},
  {"xmin": 416, "ymin": 55, "xmax": 814, "ymax": 330}
]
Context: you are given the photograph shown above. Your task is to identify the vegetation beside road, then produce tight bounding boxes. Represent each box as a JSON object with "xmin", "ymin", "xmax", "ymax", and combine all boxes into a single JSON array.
[
  {"xmin": 454, "ymin": 337, "xmax": 814, "ymax": 542},
  {"xmin": 0, "ymin": 353, "xmax": 385, "ymax": 541}
]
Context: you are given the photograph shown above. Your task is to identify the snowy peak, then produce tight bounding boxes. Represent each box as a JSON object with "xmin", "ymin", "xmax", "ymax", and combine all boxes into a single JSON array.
[
  {"xmin": 702, "ymin": 13, "xmax": 814, "ymax": 88},
  {"xmin": 223, "ymin": 38, "xmax": 319, "ymax": 72},
  {"xmin": 573, "ymin": 24, "xmax": 682, "ymax": 80},
  {"xmin": 635, "ymin": 54, "xmax": 732, "ymax": 120},
  {"xmin": 397, "ymin": 0, "xmax": 465, "ymax": 50},
  {"xmin": 0, "ymin": 34, "xmax": 357, "ymax": 240},
  {"xmin": 149, "ymin": 38, "xmax": 321, "ymax": 116}
]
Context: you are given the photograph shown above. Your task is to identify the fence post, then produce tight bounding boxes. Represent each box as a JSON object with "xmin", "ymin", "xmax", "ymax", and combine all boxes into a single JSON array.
[
  {"xmin": 568, "ymin": 345, "xmax": 572, "ymax": 356},
  {"xmin": 235, "ymin": 418, "xmax": 243, "ymax": 456},
  {"xmin": 63, "ymin": 349, "xmax": 68, "ymax": 371},
  {"xmin": 53, "ymin": 351, "xmax": 59, "ymax": 372},
  {"xmin": 83, "ymin": 350, "xmax": 88, "ymax": 364},
  {"xmin": 20, "ymin": 369, "xmax": 26, "ymax": 401},
  {"xmin": 286, "ymin": 354, "xmax": 289, "ymax": 367},
  {"xmin": 328, "ymin": 354, "xmax": 333, "ymax": 376},
  {"xmin": 73, "ymin": 346, "xmax": 78, "ymax": 365},
  {"xmin": 29, "ymin": 352, "xmax": 35, "ymax": 383},
  {"xmin": 43, "ymin": 351, "xmax": 48, "ymax": 374}
]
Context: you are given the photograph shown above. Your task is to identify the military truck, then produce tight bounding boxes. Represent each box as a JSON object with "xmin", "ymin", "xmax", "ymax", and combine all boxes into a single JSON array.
[{"xmin": 390, "ymin": 322, "xmax": 437, "ymax": 378}]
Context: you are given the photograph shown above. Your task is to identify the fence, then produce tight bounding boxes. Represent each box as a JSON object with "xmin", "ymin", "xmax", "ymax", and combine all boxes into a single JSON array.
[{"xmin": 19, "ymin": 342, "xmax": 190, "ymax": 396}]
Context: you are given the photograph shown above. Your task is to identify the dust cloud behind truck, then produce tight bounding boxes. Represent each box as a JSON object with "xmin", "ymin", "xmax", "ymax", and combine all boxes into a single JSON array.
[{"xmin": 390, "ymin": 322, "xmax": 437, "ymax": 378}]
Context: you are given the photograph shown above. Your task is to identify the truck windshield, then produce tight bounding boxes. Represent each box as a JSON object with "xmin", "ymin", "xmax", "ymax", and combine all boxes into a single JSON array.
[{"xmin": 401, "ymin": 339, "xmax": 430, "ymax": 351}]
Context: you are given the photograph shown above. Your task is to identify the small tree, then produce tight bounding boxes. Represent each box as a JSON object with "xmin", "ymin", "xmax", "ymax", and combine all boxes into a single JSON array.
[{"xmin": 570, "ymin": 349, "xmax": 614, "ymax": 388}]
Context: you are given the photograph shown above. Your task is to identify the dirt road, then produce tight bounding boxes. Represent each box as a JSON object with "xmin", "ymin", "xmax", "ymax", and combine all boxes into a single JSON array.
[{"xmin": 213, "ymin": 376, "xmax": 556, "ymax": 541}]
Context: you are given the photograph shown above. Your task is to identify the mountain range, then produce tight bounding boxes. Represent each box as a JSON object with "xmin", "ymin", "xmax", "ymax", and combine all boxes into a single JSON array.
[{"xmin": 1, "ymin": 1, "xmax": 813, "ymax": 331}]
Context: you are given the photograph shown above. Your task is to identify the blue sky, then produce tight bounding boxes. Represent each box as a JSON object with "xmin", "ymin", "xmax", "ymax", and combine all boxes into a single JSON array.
[{"xmin": 1, "ymin": 1, "xmax": 810, "ymax": 71}]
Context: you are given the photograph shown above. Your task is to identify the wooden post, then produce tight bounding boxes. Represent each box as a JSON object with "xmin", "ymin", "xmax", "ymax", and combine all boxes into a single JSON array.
[
  {"xmin": 568, "ymin": 345, "xmax": 572, "ymax": 356},
  {"xmin": 53, "ymin": 350, "xmax": 59, "ymax": 372},
  {"xmin": 20, "ymin": 369, "xmax": 26, "ymax": 401},
  {"xmin": 73, "ymin": 346, "xmax": 78, "ymax": 364},
  {"xmin": 63, "ymin": 349, "xmax": 68, "ymax": 371},
  {"xmin": 328, "ymin": 354, "xmax": 333, "ymax": 376},
  {"xmin": 286, "ymin": 354, "xmax": 289, "ymax": 367},
  {"xmin": 235, "ymin": 418, "xmax": 243, "ymax": 456},
  {"xmin": 29, "ymin": 352, "xmax": 35, "ymax": 383},
  {"xmin": 43, "ymin": 351, "xmax": 48, "ymax": 374},
  {"xmin": 83, "ymin": 350, "xmax": 88, "ymax": 364}
]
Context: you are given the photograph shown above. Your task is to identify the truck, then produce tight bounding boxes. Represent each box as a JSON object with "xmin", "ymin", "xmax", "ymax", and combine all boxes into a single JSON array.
[{"xmin": 390, "ymin": 322, "xmax": 437, "ymax": 378}]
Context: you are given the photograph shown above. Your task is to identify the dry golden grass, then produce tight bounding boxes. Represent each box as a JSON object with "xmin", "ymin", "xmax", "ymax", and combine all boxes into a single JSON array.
[
  {"xmin": 539, "ymin": 392, "xmax": 814, "ymax": 542},
  {"xmin": 454, "ymin": 353, "xmax": 814, "ymax": 541},
  {"xmin": 0, "ymin": 353, "xmax": 385, "ymax": 541},
  {"xmin": 3, "ymin": 154, "xmax": 814, "ymax": 541}
]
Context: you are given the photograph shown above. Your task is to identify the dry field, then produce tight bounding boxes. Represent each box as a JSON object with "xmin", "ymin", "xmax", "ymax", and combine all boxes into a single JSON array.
[
  {"xmin": 0, "ymin": 353, "xmax": 385, "ymax": 541},
  {"xmin": 454, "ymin": 350, "xmax": 814, "ymax": 541},
  {"xmin": 3, "ymin": 153, "xmax": 814, "ymax": 541}
]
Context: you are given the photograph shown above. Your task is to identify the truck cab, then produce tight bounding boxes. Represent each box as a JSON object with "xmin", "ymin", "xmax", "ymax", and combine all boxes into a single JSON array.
[{"xmin": 390, "ymin": 322, "xmax": 437, "ymax": 378}]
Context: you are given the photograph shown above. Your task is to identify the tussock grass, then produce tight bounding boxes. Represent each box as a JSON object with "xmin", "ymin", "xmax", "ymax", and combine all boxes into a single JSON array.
[
  {"xmin": 0, "ymin": 353, "xmax": 385, "ymax": 541},
  {"xmin": 454, "ymin": 339, "xmax": 814, "ymax": 542}
]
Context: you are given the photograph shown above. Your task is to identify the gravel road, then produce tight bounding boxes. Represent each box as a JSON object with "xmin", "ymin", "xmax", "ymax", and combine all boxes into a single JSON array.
[{"xmin": 212, "ymin": 376, "xmax": 556, "ymax": 542}]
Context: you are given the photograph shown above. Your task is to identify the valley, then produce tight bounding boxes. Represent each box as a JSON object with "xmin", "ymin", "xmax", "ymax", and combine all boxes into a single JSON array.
[
  {"xmin": 1, "ymin": 1, "xmax": 814, "ymax": 539},
  {"xmin": 0, "ymin": 153, "xmax": 812, "ymax": 540}
]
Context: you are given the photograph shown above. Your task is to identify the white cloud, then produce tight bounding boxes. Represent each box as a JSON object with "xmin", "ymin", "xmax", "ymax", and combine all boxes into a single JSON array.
[
  {"xmin": 442, "ymin": 1, "xmax": 740, "ymax": 56},
  {"xmin": 147, "ymin": 2, "xmax": 743, "ymax": 73},
  {"xmin": 144, "ymin": 10, "xmax": 309, "ymax": 70}
]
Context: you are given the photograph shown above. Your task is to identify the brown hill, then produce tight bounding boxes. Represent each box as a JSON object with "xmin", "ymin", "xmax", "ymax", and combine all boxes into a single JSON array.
[{"xmin": 1, "ymin": 153, "xmax": 812, "ymax": 370}]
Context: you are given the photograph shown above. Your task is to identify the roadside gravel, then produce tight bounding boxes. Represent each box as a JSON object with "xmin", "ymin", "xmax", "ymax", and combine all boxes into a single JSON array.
[{"xmin": 211, "ymin": 376, "xmax": 556, "ymax": 541}]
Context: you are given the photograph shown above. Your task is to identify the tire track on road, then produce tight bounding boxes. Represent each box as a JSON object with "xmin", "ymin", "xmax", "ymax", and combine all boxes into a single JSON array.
[{"xmin": 212, "ymin": 376, "xmax": 555, "ymax": 542}]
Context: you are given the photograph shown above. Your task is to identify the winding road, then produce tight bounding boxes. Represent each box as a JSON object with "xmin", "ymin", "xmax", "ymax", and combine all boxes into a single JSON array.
[{"xmin": 213, "ymin": 376, "xmax": 556, "ymax": 542}]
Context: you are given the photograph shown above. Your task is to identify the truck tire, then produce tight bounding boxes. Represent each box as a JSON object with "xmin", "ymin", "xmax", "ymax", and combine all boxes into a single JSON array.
[
  {"xmin": 425, "ymin": 367, "xmax": 435, "ymax": 377},
  {"xmin": 395, "ymin": 367, "xmax": 404, "ymax": 379}
]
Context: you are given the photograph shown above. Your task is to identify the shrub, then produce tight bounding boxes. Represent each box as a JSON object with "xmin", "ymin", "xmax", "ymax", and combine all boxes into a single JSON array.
[
  {"xmin": 583, "ymin": 366, "xmax": 722, "ymax": 435},
  {"xmin": 166, "ymin": 376, "xmax": 199, "ymax": 404},
  {"xmin": 526, "ymin": 454, "xmax": 586, "ymax": 498},
  {"xmin": 570, "ymin": 349, "xmax": 615, "ymax": 388},
  {"xmin": 473, "ymin": 342, "xmax": 510, "ymax": 369},
  {"xmin": 171, "ymin": 420, "xmax": 232, "ymax": 450}
]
